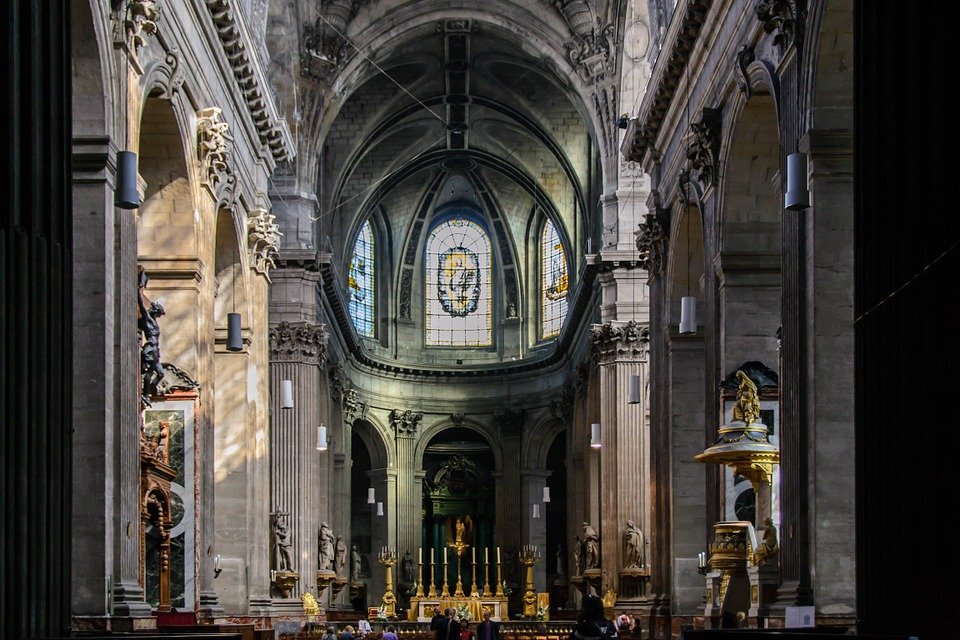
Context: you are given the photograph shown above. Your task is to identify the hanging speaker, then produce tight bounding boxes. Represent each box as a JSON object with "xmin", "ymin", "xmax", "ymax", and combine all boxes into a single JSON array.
[
  {"xmin": 316, "ymin": 425, "xmax": 328, "ymax": 451},
  {"xmin": 680, "ymin": 296, "xmax": 697, "ymax": 334},
  {"xmin": 542, "ymin": 486, "xmax": 551, "ymax": 503},
  {"xmin": 785, "ymin": 152, "xmax": 810, "ymax": 211},
  {"xmin": 376, "ymin": 501, "xmax": 384, "ymax": 517},
  {"xmin": 367, "ymin": 487, "xmax": 376, "ymax": 504},
  {"xmin": 280, "ymin": 379, "xmax": 294, "ymax": 409},
  {"xmin": 226, "ymin": 312, "xmax": 243, "ymax": 351},
  {"xmin": 532, "ymin": 504, "xmax": 541, "ymax": 519},
  {"xmin": 115, "ymin": 151, "xmax": 141, "ymax": 209},
  {"xmin": 590, "ymin": 423, "xmax": 602, "ymax": 448},
  {"xmin": 628, "ymin": 374, "xmax": 641, "ymax": 404}
]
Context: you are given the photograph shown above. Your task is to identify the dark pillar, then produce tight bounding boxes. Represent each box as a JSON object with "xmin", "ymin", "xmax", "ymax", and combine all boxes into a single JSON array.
[{"xmin": 1, "ymin": 1, "xmax": 72, "ymax": 637}]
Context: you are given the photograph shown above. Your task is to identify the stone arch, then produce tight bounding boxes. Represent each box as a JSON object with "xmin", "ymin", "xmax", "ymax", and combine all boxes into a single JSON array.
[
  {"xmin": 665, "ymin": 202, "xmax": 706, "ymax": 328},
  {"xmin": 523, "ymin": 413, "xmax": 567, "ymax": 470},
  {"xmin": 715, "ymin": 90, "xmax": 782, "ymax": 373},
  {"xmin": 415, "ymin": 418, "xmax": 503, "ymax": 473},
  {"xmin": 71, "ymin": 0, "xmax": 111, "ymax": 136},
  {"xmin": 353, "ymin": 416, "xmax": 393, "ymax": 470},
  {"xmin": 804, "ymin": 0, "xmax": 854, "ymax": 130}
]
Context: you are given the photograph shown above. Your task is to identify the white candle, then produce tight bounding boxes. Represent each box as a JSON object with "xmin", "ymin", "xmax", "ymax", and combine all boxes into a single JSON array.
[
  {"xmin": 419, "ymin": 548, "xmax": 423, "ymax": 564},
  {"xmin": 485, "ymin": 548, "xmax": 489, "ymax": 565},
  {"xmin": 472, "ymin": 548, "xmax": 475, "ymax": 563},
  {"xmin": 431, "ymin": 548, "xmax": 435, "ymax": 565},
  {"xmin": 497, "ymin": 547, "xmax": 501, "ymax": 563},
  {"xmin": 444, "ymin": 547, "xmax": 448, "ymax": 564}
]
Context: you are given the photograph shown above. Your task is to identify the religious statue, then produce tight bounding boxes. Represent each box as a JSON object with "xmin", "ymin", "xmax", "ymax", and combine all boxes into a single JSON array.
[
  {"xmin": 732, "ymin": 370, "xmax": 761, "ymax": 426},
  {"xmin": 334, "ymin": 535, "xmax": 347, "ymax": 576},
  {"xmin": 556, "ymin": 543, "xmax": 565, "ymax": 577},
  {"xmin": 454, "ymin": 517, "xmax": 466, "ymax": 544},
  {"xmin": 573, "ymin": 535, "xmax": 584, "ymax": 575},
  {"xmin": 137, "ymin": 266, "xmax": 165, "ymax": 404},
  {"xmin": 623, "ymin": 520, "xmax": 645, "ymax": 569},
  {"xmin": 317, "ymin": 522, "xmax": 335, "ymax": 571},
  {"xmin": 401, "ymin": 550, "xmax": 415, "ymax": 584},
  {"xmin": 302, "ymin": 591, "xmax": 319, "ymax": 616},
  {"xmin": 274, "ymin": 515, "xmax": 293, "ymax": 572},
  {"xmin": 351, "ymin": 543, "xmax": 363, "ymax": 582},
  {"xmin": 752, "ymin": 517, "xmax": 779, "ymax": 566},
  {"xmin": 583, "ymin": 522, "xmax": 600, "ymax": 570}
]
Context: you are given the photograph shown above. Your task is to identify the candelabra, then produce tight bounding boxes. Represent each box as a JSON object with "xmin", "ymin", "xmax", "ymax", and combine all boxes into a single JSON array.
[
  {"xmin": 441, "ymin": 550, "xmax": 450, "ymax": 597},
  {"xmin": 377, "ymin": 546, "xmax": 398, "ymax": 618},
  {"xmin": 428, "ymin": 549, "xmax": 437, "ymax": 597},
  {"xmin": 482, "ymin": 548, "xmax": 493, "ymax": 597},
  {"xmin": 495, "ymin": 548, "xmax": 505, "ymax": 597},
  {"xmin": 416, "ymin": 554, "xmax": 425, "ymax": 597},
  {"xmin": 519, "ymin": 545, "xmax": 541, "ymax": 618},
  {"xmin": 448, "ymin": 538, "xmax": 469, "ymax": 597}
]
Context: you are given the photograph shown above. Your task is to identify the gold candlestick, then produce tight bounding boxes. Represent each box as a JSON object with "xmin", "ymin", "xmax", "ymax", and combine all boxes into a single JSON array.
[
  {"xmin": 416, "ymin": 560, "xmax": 425, "ymax": 597},
  {"xmin": 495, "ymin": 551, "xmax": 505, "ymax": 597},
  {"xmin": 441, "ymin": 551, "xmax": 450, "ymax": 597},
  {"xmin": 428, "ymin": 548, "xmax": 437, "ymax": 597},
  {"xmin": 377, "ymin": 546, "xmax": 398, "ymax": 619},
  {"xmin": 470, "ymin": 551, "xmax": 479, "ymax": 597},
  {"xmin": 455, "ymin": 551, "xmax": 465, "ymax": 597},
  {"xmin": 519, "ymin": 545, "xmax": 541, "ymax": 618},
  {"xmin": 482, "ymin": 548, "xmax": 492, "ymax": 597}
]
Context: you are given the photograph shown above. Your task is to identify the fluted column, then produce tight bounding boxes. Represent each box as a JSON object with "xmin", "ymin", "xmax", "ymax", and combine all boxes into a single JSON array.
[
  {"xmin": 591, "ymin": 321, "xmax": 650, "ymax": 598},
  {"xmin": 269, "ymin": 322, "xmax": 327, "ymax": 603},
  {"xmin": 390, "ymin": 409, "xmax": 422, "ymax": 565},
  {"xmin": 520, "ymin": 469, "xmax": 551, "ymax": 592}
]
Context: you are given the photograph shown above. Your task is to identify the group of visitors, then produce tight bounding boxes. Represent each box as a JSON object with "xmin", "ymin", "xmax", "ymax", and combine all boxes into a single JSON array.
[
  {"xmin": 429, "ymin": 606, "xmax": 500, "ymax": 640},
  {"xmin": 319, "ymin": 620, "xmax": 397, "ymax": 640}
]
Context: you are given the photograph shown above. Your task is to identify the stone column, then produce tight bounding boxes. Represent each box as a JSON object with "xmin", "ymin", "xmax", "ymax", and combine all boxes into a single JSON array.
[
  {"xmin": 493, "ymin": 413, "xmax": 523, "ymax": 582},
  {"xmin": 520, "ymin": 469, "xmax": 551, "ymax": 592},
  {"xmin": 368, "ymin": 467, "xmax": 398, "ymax": 604},
  {"xmin": 591, "ymin": 321, "xmax": 650, "ymax": 599},
  {"xmin": 391, "ymin": 410, "xmax": 423, "ymax": 566},
  {"xmin": 269, "ymin": 322, "xmax": 327, "ymax": 603}
]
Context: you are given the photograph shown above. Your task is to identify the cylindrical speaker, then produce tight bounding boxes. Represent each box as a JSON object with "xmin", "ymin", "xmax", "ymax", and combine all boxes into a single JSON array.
[
  {"xmin": 280, "ymin": 379, "xmax": 294, "ymax": 409},
  {"xmin": 367, "ymin": 487, "xmax": 376, "ymax": 504},
  {"xmin": 115, "ymin": 151, "xmax": 141, "ymax": 209},
  {"xmin": 532, "ymin": 504, "xmax": 541, "ymax": 519},
  {"xmin": 226, "ymin": 312, "xmax": 243, "ymax": 351},
  {"xmin": 785, "ymin": 152, "xmax": 810, "ymax": 211},
  {"xmin": 590, "ymin": 423, "xmax": 601, "ymax": 448},
  {"xmin": 680, "ymin": 296, "xmax": 697, "ymax": 334},
  {"xmin": 628, "ymin": 373, "xmax": 641, "ymax": 404},
  {"xmin": 376, "ymin": 501, "xmax": 384, "ymax": 517},
  {"xmin": 317, "ymin": 425, "xmax": 328, "ymax": 451},
  {"xmin": 542, "ymin": 486, "xmax": 551, "ymax": 503}
]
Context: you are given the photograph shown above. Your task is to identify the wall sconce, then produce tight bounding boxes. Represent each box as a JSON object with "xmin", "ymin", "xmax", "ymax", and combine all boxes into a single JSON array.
[
  {"xmin": 697, "ymin": 551, "xmax": 708, "ymax": 575},
  {"xmin": 590, "ymin": 423, "xmax": 602, "ymax": 449},
  {"xmin": 785, "ymin": 152, "xmax": 810, "ymax": 211},
  {"xmin": 532, "ymin": 504, "xmax": 541, "ymax": 519},
  {"xmin": 115, "ymin": 150, "xmax": 140, "ymax": 209},
  {"xmin": 542, "ymin": 486, "xmax": 551, "ymax": 503},
  {"xmin": 280, "ymin": 379, "xmax": 294, "ymax": 409},
  {"xmin": 226, "ymin": 312, "xmax": 243, "ymax": 351},
  {"xmin": 628, "ymin": 374, "xmax": 641, "ymax": 404},
  {"xmin": 316, "ymin": 425, "xmax": 328, "ymax": 451},
  {"xmin": 680, "ymin": 296, "xmax": 697, "ymax": 334},
  {"xmin": 214, "ymin": 554, "xmax": 222, "ymax": 579},
  {"xmin": 376, "ymin": 501, "xmax": 384, "ymax": 517},
  {"xmin": 367, "ymin": 487, "xmax": 376, "ymax": 504}
]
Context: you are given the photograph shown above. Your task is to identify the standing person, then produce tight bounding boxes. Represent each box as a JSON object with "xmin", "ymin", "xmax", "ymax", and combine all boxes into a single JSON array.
[
  {"xmin": 430, "ymin": 605, "xmax": 445, "ymax": 640},
  {"xmin": 383, "ymin": 626, "xmax": 399, "ymax": 640},
  {"xmin": 569, "ymin": 594, "xmax": 617, "ymax": 640},
  {"xmin": 460, "ymin": 620, "xmax": 475, "ymax": 640},
  {"xmin": 437, "ymin": 607, "xmax": 462, "ymax": 640},
  {"xmin": 477, "ymin": 610, "xmax": 499, "ymax": 640},
  {"xmin": 341, "ymin": 625, "xmax": 356, "ymax": 640},
  {"xmin": 321, "ymin": 627, "xmax": 337, "ymax": 640},
  {"xmin": 357, "ymin": 618, "xmax": 372, "ymax": 637}
]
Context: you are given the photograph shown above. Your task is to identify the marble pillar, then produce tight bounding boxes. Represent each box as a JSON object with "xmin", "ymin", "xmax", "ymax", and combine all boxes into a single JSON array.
[{"xmin": 269, "ymin": 322, "xmax": 327, "ymax": 603}]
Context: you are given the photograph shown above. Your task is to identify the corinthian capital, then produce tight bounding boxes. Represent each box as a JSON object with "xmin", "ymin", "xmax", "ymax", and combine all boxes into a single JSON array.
[
  {"xmin": 269, "ymin": 321, "xmax": 327, "ymax": 364},
  {"xmin": 591, "ymin": 320, "xmax": 650, "ymax": 363}
]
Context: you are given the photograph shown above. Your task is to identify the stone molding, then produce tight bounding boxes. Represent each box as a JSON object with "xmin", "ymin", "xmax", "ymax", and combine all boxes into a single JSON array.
[
  {"xmin": 269, "ymin": 321, "xmax": 328, "ymax": 364},
  {"xmin": 390, "ymin": 409, "xmax": 424, "ymax": 438},
  {"xmin": 735, "ymin": 45, "xmax": 757, "ymax": 97},
  {"xmin": 755, "ymin": 0, "xmax": 801, "ymax": 51},
  {"xmin": 197, "ymin": 107, "xmax": 233, "ymax": 191},
  {"xmin": 203, "ymin": 0, "xmax": 294, "ymax": 163},
  {"xmin": 124, "ymin": 0, "xmax": 159, "ymax": 54},
  {"xmin": 591, "ymin": 320, "xmax": 650, "ymax": 363},
  {"xmin": 247, "ymin": 208, "xmax": 281, "ymax": 282}
]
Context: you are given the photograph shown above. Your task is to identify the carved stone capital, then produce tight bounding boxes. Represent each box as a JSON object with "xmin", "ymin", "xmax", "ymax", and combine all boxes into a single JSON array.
[
  {"xmin": 300, "ymin": 0, "xmax": 362, "ymax": 84},
  {"xmin": 197, "ymin": 107, "xmax": 234, "ymax": 191},
  {"xmin": 247, "ymin": 208, "xmax": 281, "ymax": 282},
  {"xmin": 328, "ymin": 361, "xmax": 345, "ymax": 403},
  {"xmin": 755, "ymin": 0, "xmax": 801, "ymax": 51},
  {"xmin": 124, "ymin": 0, "xmax": 159, "ymax": 53},
  {"xmin": 390, "ymin": 409, "xmax": 423, "ymax": 438},
  {"xmin": 685, "ymin": 108, "xmax": 722, "ymax": 187},
  {"xmin": 635, "ymin": 212, "xmax": 667, "ymax": 274},
  {"xmin": 269, "ymin": 321, "xmax": 327, "ymax": 364},
  {"xmin": 343, "ymin": 387, "xmax": 368, "ymax": 425},
  {"xmin": 591, "ymin": 320, "xmax": 650, "ymax": 363}
]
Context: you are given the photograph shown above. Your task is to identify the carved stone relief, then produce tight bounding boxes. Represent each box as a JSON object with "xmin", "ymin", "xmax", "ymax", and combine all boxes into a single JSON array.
[
  {"xmin": 197, "ymin": 107, "xmax": 233, "ymax": 188},
  {"xmin": 248, "ymin": 208, "xmax": 281, "ymax": 282},
  {"xmin": 591, "ymin": 320, "xmax": 650, "ymax": 363},
  {"xmin": 390, "ymin": 409, "xmax": 424, "ymax": 438},
  {"xmin": 269, "ymin": 321, "xmax": 328, "ymax": 364}
]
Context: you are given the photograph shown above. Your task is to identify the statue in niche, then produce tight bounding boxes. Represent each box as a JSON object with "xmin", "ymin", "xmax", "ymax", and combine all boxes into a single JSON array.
[
  {"xmin": 582, "ymin": 522, "xmax": 600, "ymax": 570},
  {"xmin": 454, "ymin": 518, "xmax": 466, "ymax": 545},
  {"xmin": 401, "ymin": 550, "xmax": 415, "ymax": 584},
  {"xmin": 317, "ymin": 522, "xmax": 335, "ymax": 571},
  {"xmin": 573, "ymin": 535, "xmax": 584, "ymax": 575},
  {"xmin": 137, "ymin": 266, "xmax": 165, "ymax": 404},
  {"xmin": 732, "ymin": 370, "xmax": 761, "ymax": 426},
  {"xmin": 334, "ymin": 535, "xmax": 347, "ymax": 576},
  {"xmin": 274, "ymin": 515, "xmax": 293, "ymax": 572},
  {"xmin": 623, "ymin": 521, "xmax": 645, "ymax": 569},
  {"xmin": 351, "ymin": 543, "xmax": 363, "ymax": 582},
  {"xmin": 752, "ymin": 517, "xmax": 779, "ymax": 566}
]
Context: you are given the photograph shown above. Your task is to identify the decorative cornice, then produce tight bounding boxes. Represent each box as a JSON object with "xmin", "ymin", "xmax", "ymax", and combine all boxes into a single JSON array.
[
  {"xmin": 247, "ymin": 208, "xmax": 281, "ymax": 282},
  {"xmin": 755, "ymin": 0, "xmax": 800, "ymax": 51},
  {"xmin": 269, "ymin": 321, "xmax": 328, "ymax": 364},
  {"xmin": 620, "ymin": 0, "xmax": 712, "ymax": 163},
  {"xmin": 591, "ymin": 320, "xmax": 650, "ymax": 363},
  {"xmin": 390, "ymin": 409, "xmax": 424, "ymax": 438},
  {"xmin": 685, "ymin": 107, "xmax": 722, "ymax": 187},
  {"xmin": 495, "ymin": 409, "xmax": 525, "ymax": 438},
  {"xmin": 203, "ymin": 0, "xmax": 294, "ymax": 162}
]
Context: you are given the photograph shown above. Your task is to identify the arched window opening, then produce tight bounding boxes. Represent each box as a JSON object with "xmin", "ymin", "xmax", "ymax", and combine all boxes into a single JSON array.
[
  {"xmin": 349, "ymin": 220, "xmax": 375, "ymax": 337},
  {"xmin": 425, "ymin": 217, "xmax": 493, "ymax": 347},
  {"xmin": 541, "ymin": 219, "xmax": 568, "ymax": 339}
]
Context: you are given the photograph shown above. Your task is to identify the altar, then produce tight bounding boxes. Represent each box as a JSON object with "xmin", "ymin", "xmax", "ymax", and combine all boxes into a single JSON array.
[{"xmin": 408, "ymin": 596, "xmax": 509, "ymax": 622}]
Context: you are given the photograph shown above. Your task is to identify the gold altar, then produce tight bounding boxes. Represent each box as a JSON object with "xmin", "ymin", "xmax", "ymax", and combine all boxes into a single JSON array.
[{"xmin": 408, "ymin": 596, "xmax": 509, "ymax": 621}]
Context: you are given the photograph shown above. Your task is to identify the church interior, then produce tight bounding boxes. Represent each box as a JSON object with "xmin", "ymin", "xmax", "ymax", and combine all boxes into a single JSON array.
[{"xmin": 2, "ymin": 1, "xmax": 957, "ymax": 639}]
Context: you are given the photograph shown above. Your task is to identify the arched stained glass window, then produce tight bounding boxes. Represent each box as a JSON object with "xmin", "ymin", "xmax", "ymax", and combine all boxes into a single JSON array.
[
  {"xmin": 348, "ymin": 221, "xmax": 375, "ymax": 337},
  {"xmin": 541, "ymin": 219, "xmax": 568, "ymax": 339},
  {"xmin": 425, "ymin": 218, "xmax": 493, "ymax": 346}
]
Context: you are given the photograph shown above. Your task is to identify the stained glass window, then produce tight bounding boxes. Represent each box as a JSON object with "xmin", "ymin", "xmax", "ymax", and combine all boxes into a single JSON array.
[
  {"xmin": 425, "ymin": 218, "xmax": 493, "ymax": 346},
  {"xmin": 348, "ymin": 221, "xmax": 375, "ymax": 337},
  {"xmin": 541, "ymin": 219, "xmax": 568, "ymax": 339}
]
